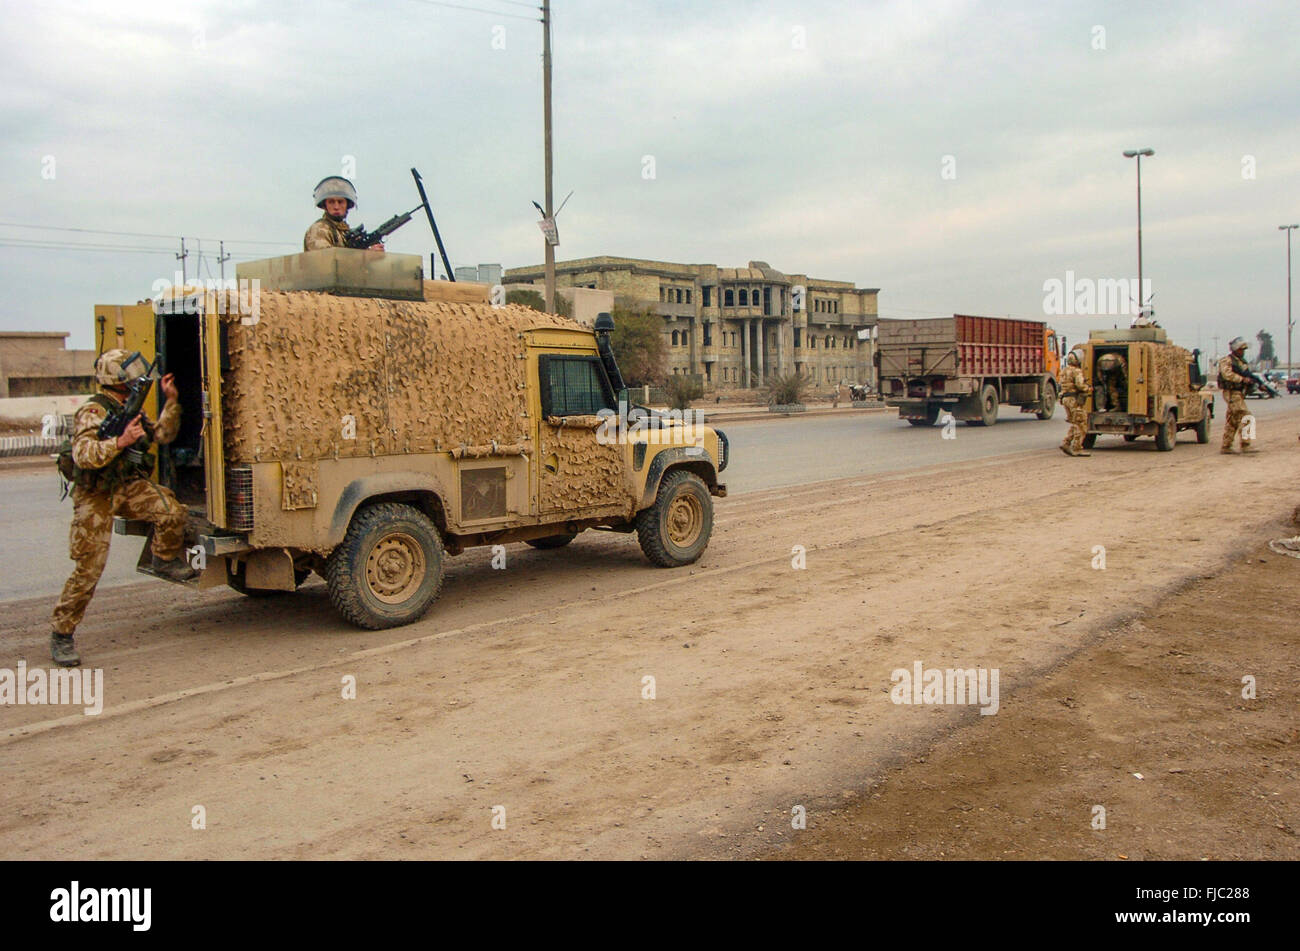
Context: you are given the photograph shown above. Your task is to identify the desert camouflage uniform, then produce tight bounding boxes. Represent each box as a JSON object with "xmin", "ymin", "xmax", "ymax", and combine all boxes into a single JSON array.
[
  {"xmin": 1059, "ymin": 364, "xmax": 1092, "ymax": 453},
  {"xmin": 1217, "ymin": 354, "xmax": 1251, "ymax": 451},
  {"xmin": 51, "ymin": 393, "xmax": 186, "ymax": 635},
  {"xmin": 303, "ymin": 213, "xmax": 349, "ymax": 251},
  {"xmin": 1095, "ymin": 352, "xmax": 1127, "ymax": 411}
]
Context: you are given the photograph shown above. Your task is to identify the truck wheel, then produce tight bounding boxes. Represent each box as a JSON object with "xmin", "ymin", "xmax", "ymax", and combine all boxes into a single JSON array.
[
  {"xmin": 1195, "ymin": 413, "xmax": 1210, "ymax": 444},
  {"xmin": 526, "ymin": 533, "xmax": 578, "ymax": 549},
  {"xmin": 325, "ymin": 502, "xmax": 445, "ymax": 629},
  {"xmin": 906, "ymin": 404, "xmax": 940, "ymax": 427},
  {"xmin": 1123, "ymin": 434, "xmax": 1138, "ymax": 442},
  {"xmin": 972, "ymin": 385, "xmax": 998, "ymax": 426},
  {"xmin": 1035, "ymin": 384, "xmax": 1057, "ymax": 419},
  {"xmin": 1155, "ymin": 411, "xmax": 1176, "ymax": 451},
  {"xmin": 1081, "ymin": 433, "xmax": 1097, "ymax": 449},
  {"xmin": 636, "ymin": 469, "xmax": 713, "ymax": 568},
  {"xmin": 229, "ymin": 562, "xmax": 309, "ymax": 598}
]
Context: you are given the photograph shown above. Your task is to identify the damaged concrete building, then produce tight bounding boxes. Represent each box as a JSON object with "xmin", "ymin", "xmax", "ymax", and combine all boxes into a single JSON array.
[{"xmin": 504, "ymin": 256, "xmax": 879, "ymax": 388}]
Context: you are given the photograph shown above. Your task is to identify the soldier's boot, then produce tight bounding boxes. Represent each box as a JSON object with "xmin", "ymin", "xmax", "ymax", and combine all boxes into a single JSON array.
[
  {"xmin": 1241, "ymin": 442, "xmax": 1259, "ymax": 453},
  {"xmin": 50, "ymin": 632, "xmax": 81, "ymax": 668},
  {"xmin": 151, "ymin": 554, "xmax": 199, "ymax": 582},
  {"xmin": 1059, "ymin": 443, "xmax": 1074, "ymax": 456},
  {"xmin": 1075, "ymin": 450, "xmax": 1092, "ymax": 456}
]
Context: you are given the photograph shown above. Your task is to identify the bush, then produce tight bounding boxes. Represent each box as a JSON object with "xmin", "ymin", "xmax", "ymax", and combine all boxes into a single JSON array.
[
  {"xmin": 764, "ymin": 371, "xmax": 810, "ymax": 407},
  {"xmin": 609, "ymin": 307, "xmax": 667, "ymax": 387},
  {"xmin": 663, "ymin": 375, "xmax": 704, "ymax": 410}
]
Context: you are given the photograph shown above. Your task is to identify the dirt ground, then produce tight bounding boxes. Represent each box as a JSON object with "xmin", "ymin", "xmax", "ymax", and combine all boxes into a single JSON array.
[
  {"xmin": 766, "ymin": 549, "xmax": 1300, "ymax": 860},
  {"xmin": 1, "ymin": 414, "xmax": 1297, "ymax": 860}
]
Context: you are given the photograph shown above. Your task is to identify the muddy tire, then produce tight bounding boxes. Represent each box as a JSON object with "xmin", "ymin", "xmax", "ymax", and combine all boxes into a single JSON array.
[
  {"xmin": 906, "ymin": 404, "xmax": 941, "ymax": 427},
  {"xmin": 1081, "ymin": 432, "xmax": 1097, "ymax": 449},
  {"xmin": 971, "ymin": 384, "xmax": 998, "ymax": 426},
  {"xmin": 526, "ymin": 533, "xmax": 578, "ymax": 550},
  {"xmin": 325, "ymin": 502, "xmax": 444, "ymax": 629},
  {"xmin": 1195, "ymin": 413, "xmax": 1210, "ymax": 444},
  {"xmin": 1155, "ymin": 411, "xmax": 1176, "ymax": 452},
  {"xmin": 636, "ymin": 469, "xmax": 713, "ymax": 568},
  {"xmin": 1036, "ymin": 384, "xmax": 1057, "ymax": 420},
  {"xmin": 228, "ymin": 562, "xmax": 309, "ymax": 598}
]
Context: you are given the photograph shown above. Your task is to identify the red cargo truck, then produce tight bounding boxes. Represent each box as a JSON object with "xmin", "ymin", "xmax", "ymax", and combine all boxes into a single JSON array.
[{"xmin": 877, "ymin": 315, "xmax": 1062, "ymax": 426}]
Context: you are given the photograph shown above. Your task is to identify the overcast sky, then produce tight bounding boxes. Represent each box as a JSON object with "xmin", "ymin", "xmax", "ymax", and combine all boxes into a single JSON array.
[{"xmin": 2, "ymin": 0, "xmax": 1297, "ymax": 359}]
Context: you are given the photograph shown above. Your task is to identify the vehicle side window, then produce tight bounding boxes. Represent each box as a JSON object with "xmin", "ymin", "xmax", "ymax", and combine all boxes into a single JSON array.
[{"xmin": 539, "ymin": 355, "xmax": 615, "ymax": 417}]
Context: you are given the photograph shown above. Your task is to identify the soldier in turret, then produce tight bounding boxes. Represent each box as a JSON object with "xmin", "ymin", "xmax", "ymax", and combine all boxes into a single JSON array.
[{"xmin": 303, "ymin": 176, "xmax": 384, "ymax": 252}]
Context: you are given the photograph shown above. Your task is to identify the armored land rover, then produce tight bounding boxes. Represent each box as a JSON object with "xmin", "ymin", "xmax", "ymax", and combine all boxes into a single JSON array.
[
  {"xmin": 1077, "ymin": 326, "xmax": 1213, "ymax": 451},
  {"xmin": 108, "ymin": 248, "xmax": 728, "ymax": 628}
]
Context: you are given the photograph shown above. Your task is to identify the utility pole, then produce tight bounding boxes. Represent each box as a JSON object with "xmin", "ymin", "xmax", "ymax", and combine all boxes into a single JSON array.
[
  {"xmin": 218, "ymin": 240, "xmax": 231, "ymax": 282},
  {"xmin": 176, "ymin": 238, "xmax": 189, "ymax": 284},
  {"xmin": 1123, "ymin": 149, "xmax": 1154, "ymax": 315},
  {"xmin": 1281, "ymin": 224, "xmax": 1298, "ymax": 373},
  {"xmin": 542, "ymin": 0, "xmax": 555, "ymax": 313}
]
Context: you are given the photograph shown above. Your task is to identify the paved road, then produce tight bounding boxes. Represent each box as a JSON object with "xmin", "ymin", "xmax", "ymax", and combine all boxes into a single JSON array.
[{"xmin": 2, "ymin": 397, "xmax": 1296, "ymax": 602}]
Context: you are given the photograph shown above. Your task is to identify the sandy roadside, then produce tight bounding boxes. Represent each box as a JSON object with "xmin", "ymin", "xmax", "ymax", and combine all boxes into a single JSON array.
[{"xmin": 1, "ymin": 410, "xmax": 1298, "ymax": 859}]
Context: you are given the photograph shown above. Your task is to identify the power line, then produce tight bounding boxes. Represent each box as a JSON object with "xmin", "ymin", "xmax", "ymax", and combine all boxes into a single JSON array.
[
  {"xmin": 0, "ymin": 221, "xmax": 297, "ymax": 248},
  {"xmin": 403, "ymin": 0, "xmax": 541, "ymax": 21}
]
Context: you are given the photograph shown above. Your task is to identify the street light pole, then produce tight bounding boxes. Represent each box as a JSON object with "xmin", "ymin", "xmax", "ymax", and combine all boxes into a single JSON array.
[
  {"xmin": 542, "ymin": 0, "xmax": 555, "ymax": 313},
  {"xmin": 1123, "ymin": 149, "xmax": 1154, "ymax": 315},
  {"xmin": 1281, "ymin": 224, "xmax": 1298, "ymax": 374}
]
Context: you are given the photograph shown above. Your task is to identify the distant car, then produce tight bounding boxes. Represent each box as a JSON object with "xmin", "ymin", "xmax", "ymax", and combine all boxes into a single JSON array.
[{"xmin": 1289, "ymin": 376, "xmax": 1300, "ymax": 395}]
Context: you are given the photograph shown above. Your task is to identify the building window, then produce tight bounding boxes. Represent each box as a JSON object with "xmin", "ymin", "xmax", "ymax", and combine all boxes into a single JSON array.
[
  {"xmin": 794, "ymin": 327, "xmax": 802, "ymax": 348},
  {"xmin": 675, "ymin": 289, "xmax": 682, "ymax": 304},
  {"xmin": 739, "ymin": 289, "xmax": 748, "ymax": 306},
  {"xmin": 672, "ymin": 330, "xmax": 679, "ymax": 346},
  {"xmin": 686, "ymin": 289, "xmax": 692, "ymax": 304},
  {"xmin": 703, "ymin": 323, "xmax": 713, "ymax": 346},
  {"xmin": 724, "ymin": 289, "xmax": 734, "ymax": 307},
  {"xmin": 703, "ymin": 286, "xmax": 712, "ymax": 307}
]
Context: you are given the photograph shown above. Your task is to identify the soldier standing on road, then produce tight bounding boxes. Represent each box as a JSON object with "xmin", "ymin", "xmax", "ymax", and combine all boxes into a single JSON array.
[
  {"xmin": 1218, "ymin": 337, "xmax": 1256, "ymax": 454},
  {"xmin": 1059, "ymin": 348, "xmax": 1093, "ymax": 457},
  {"xmin": 303, "ymin": 176, "xmax": 384, "ymax": 252},
  {"xmin": 50, "ymin": 350, "xmax": 197, "ymax": 667}
]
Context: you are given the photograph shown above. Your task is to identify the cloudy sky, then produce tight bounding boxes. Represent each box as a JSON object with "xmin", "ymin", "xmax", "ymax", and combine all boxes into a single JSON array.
[{"xmin": 2, "ymin": 0, "xmax": 1297, "ymax": 360}]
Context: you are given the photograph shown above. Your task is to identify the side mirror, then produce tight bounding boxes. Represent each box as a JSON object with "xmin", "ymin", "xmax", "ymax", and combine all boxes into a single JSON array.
[{"xmin": 594, "ymin": 312, "xmax": 615, "ymax": 334}]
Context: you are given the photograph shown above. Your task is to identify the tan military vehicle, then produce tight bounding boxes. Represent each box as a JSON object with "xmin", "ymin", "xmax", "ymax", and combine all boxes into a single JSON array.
[
  {"xmin": 110, "ymin": 248, "xmax": 728, "ymax": 628},
  {"xmin": 1076, "ymin": 327, "xmax": 1213, "ymax": 451}
]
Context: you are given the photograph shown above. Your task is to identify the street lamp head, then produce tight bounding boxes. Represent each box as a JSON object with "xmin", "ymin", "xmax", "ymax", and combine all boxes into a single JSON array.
[
  {"xmin": 1123, "ymin": 149, "xmax": 1154, "ymax": 158},
  {"xmin": 1280, "ymin": 224, "xmax": 1300, "ymax": 231}
]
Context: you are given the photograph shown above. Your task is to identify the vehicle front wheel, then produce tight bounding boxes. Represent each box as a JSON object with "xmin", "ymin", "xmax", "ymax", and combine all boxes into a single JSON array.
[
  {"xmin": 1155, "ymin": 411, "xmax": 1177, "ymax": 451},
  {"xmin": 325, "ymin": 502, "xmax": 445, "ymax": 629},
  {"xmin": 1195, "ymin": 413, "xmax": 1210, "ymax": 444},
  {"xmin": 636, "ymin": 470, "xmax": 713, "ymax": 567}
]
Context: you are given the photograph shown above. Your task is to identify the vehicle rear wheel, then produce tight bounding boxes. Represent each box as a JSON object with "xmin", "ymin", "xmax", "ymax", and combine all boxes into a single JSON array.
[
  {"xmin": 1155, "ymin": 411, "xmax": 1177, "ymax": 451},
  {"xmin": 1036, "ymin": 384, "xmax": 1057, "ymax": 420},
  {"xmin": 906, "ymin": 404, "xmax": 941, "ymax": 427},
  {"xmin": 1195, "ymin": 413, "xmax": 1210, "ymax": 444},
  {"xmin": 972, "ymin": 384, "xmax": 998, "ymax": 426},
  {"xmin": 636, "ymin": 469, "xmax": 713, "ymax": 567},
  {"xmin": 1081, "ymin": 432, "xmax": 1097, "ymax": 449},
  {"xmin": 1123, "ymin": 434, "xmax": 1138, "ymax": 442},
  {"xmin": 526, "ymin": 533, "xmax": 578, "ymax": 549},
  {"xmin": 325, "ymin": 502, "xmax": 445, "ymax": 629}
]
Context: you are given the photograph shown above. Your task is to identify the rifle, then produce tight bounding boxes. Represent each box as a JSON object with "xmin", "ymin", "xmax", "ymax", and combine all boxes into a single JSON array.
[
  {"xmin": 97, "ymin": 353, "xmax": 159, "ymax": 441},
  {"xmin": 1244, "ymin": 369, "xmax": 1281, "ymax": 398},
  {"xmin": 344, "ymin": 205, "xmax": 421, "ymax": 250}
]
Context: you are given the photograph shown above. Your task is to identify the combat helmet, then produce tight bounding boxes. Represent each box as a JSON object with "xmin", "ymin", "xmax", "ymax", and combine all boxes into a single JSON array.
[
  {"xmin": 1228, "ymin": 336, "xmax": 1249, "ymax": 354},
  {"xmin": 1067, "ymin": 346, "xmax": 1083, "ymax": 366},
  {"xmin": 313, "ymin": 176, "xmax": 358, "ymax": 210},
  {"xmin": 94, "ymin": 349, "xmax": 149, "ymax": 387}
]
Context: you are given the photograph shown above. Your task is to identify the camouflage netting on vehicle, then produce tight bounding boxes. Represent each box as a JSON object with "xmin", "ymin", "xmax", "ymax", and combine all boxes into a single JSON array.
[
  {"xmin": 220, "ymin": 293, "xmax": 575, "ymax": 463},
  {"xmin": 538, "ymin": 421, "xmax": 630, "ymax": 513},
  {"xmin": 1151, "ymin": 344, "xmax": 1193, "ymax": 395}
]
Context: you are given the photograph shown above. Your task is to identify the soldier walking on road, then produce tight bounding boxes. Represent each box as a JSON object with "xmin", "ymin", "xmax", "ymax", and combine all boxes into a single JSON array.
[
  {"xmin": 1059, "ymin": 348, "xmax": 1093, "ymax": 457},
  {"xmin": 50, "ymin": 350, "xmax": 197, "ymax": 667},
  {"xmin": 1218, "ymin": 337, "xmax": 1256, "ymax": 454}
]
